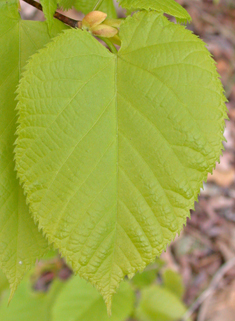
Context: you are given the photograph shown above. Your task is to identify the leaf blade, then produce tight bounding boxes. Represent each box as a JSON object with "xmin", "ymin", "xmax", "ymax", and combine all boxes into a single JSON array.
[
  {"xmin": 41, "ymin": 0, "xmax": 58, "ymax": 33},
  {"xmin": 118, "ymin": 0, "xmax": 191, "ymax": 23},
  {"xmin": 52, "ymin": 276, "xmax": 134, "ymax": 321},
  {"xmin": 0, "ymin": 1, "xmax": 66, "ymax": 297},
  {"xmin": 136, "ymin": 285, "xmax": 187, "ymax": 321},
  {"xmin": 15, "ymin": 11, "xmax": 226, "ymax": 310}
]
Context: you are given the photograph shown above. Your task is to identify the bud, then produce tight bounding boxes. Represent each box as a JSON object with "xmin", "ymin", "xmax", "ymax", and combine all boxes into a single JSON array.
[
  {"xmin": 91, "ymin": 24, "xmax": 118, "ymax": 38},
  {"xmin": 82, "ymin": 11, "xmax": 107, "ymax": 30}
]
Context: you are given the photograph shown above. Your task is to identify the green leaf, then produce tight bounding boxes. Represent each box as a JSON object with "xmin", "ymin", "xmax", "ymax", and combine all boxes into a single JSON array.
[
  {"xmin": 132, "ymin": 270, "xmax": 156, "ymax": 289},
  {"xmin": 132, "ymin": 259, "xmax": 164, "ymax": 289},
  {"xmin": 52, "ymin": 276, "xmax": 134, "ymax": 321},
  {"xmin": 75, "ymin": 0, "xmax": 117, "ymax": 18},
  {"xmin": 99, "ymin": 0, "xmax": 117, "ymax": 18},
  {"xmin": 57, "ymin": 0, "xmax": 75, "ymax": 10},
  {"xmin": 0, "ymin": 1, "xmax": 67, "ymax": 298},
  {"xmin": 0, "ymin": 269, "xmax": 9, "ymax": 296},
  {"xmin": 41, "ymin": 0, "xmax": 58, "ymax": 33},
  {"xmin": 15, "ymin": 11, "xmax": 227, "ymax": 311},
  {"xmin": 162, "ymin": 269, "xmax": 184, "ymax": 298},
  {"xmin": 117, "ymin": 0, "xmax": 191, "ymax": 23},
  {"xmin": 58, "ymin": 0, "xmax": 117, "ymax": 18},
  {"xmin": 136, "ymin": 285, "xmax": 186, "ymax": 321},
  {"xmin": 0, "ymin": 279, "xmax": 64, "ymax": 321}
]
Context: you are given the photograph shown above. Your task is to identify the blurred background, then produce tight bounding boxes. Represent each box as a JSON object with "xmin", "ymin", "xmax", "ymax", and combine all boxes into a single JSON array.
[{"xmin": 1, "ymin": 0, "xmax": 235, "ymax": 320}]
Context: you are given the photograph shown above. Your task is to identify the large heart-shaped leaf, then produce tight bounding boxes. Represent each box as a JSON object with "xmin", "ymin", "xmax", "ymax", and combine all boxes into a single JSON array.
[
  {"xmin": 0, "ymin": 1, "xmax": 66, "ymax": 298},
  {"xmin": 15, "ymin": 11, "xmax": 226, "ymax": 310}
]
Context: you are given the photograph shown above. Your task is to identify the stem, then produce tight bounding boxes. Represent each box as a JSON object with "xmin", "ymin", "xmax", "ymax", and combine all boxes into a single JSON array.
[
  {"xmin": 92, "ymin": 0, "xmax": 105, "ymax": 11},
  {"xmin": 102, "ymin": 38, "xmax": 118, "ymax": 54},
  {"xmin": 22, "ymin": 0, "xmax": 81, "ymax": 29}
]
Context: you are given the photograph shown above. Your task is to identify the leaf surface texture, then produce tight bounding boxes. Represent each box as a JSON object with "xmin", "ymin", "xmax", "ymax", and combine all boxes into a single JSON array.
[{"xmin": 15, "ymin": 11, "xmax": 226, "ymax": 308}]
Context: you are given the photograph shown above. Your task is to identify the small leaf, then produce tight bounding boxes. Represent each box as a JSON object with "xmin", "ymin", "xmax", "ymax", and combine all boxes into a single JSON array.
[
  {"xmin": 132, "ymin": 270, "xmax": 156, "ymax": 289},
  {"xmin": 15, "ymin": 11, "xmax": 227, "ymax": 311},
  {"xmin": 118, "ymin": 0, "xmax": 191, "ymax": 23},
  {"xmin": 136, "ymin": 285, "xmax": 187, "ymax": 321},
  {"xmin": 59, "ymin": 0, "xmax": 117, "ymax": 18},
  {"xmin": 57, "ymin": 0, "xmax": 74, "ymax": 10},
  {"xmin": 162, "ymin": 269, "xmax": 185, "ymax": 298},
  {"xmin": 41, "ymin": 0, "xmax": 58, "ymax": 33},
  {"xmin": 52, "ymin": 276, "xmax": 135, "ymax": 321},
  {"xmin": 0, "ymin": 279, "xmax": 64, "ymax": 321},
  {"xmin": 0, "ymin": 1, "xmax": 67, "ymax": 299}
]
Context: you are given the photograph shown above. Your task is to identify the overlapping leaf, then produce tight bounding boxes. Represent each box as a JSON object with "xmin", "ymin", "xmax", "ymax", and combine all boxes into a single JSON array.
[
  {"xmin": 41, "ymin": 0, "xmax": 58, "ymax": 32},
  {"xmin": 15, "ymin": 11, "xmax": 226, "ymax": 311},
  {"xmin": 118, "ymin": 0, "xmax": 191, "ymax": 23},
  {"xmin": 58, "ymin": 0, "xmax": 117, "ymax": 18},
  {"xmin": 135, "ymin": 285, "xmax": 187, "ymax": 321},
  {"xmin": 0, "ymin": 1, "xmax": 66, "ymax": 298},
  {"xmin": 0, "ymin": 279, "xmax": 64, "ymax": 321},
  {"xmin": 52, "ymin": 276, "xmax": 134, "ymax": 321},
  {"xmin": 0, "ymin": 275, "xmax": 134, "ymax": 321}
]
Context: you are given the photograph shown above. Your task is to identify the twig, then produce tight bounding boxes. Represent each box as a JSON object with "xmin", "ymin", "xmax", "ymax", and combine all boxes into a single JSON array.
[
  {"xmin": 181, "ymin": 256, "xmax": 235, "ymax": 321},
  {"xmin": 22, "ymin": 0, "xmax": 81, "ymax": 28}
]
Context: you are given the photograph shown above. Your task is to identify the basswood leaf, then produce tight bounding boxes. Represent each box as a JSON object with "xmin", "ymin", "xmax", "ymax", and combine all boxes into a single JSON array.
[
  {"xmin": 15, "ymin": 11, "xmax": 227, "ymax": 311},
  {"xmin": 41, "ymin": 0, "xmax": 58, "ymax": 33},
  {"xmin": 0, "ymin": 1, "xmax": 66, "ymax": 299},
  {"xmin": 135, "ymin": 285, "xmax": 187, "ymax": 321},
  {"xmin": 52, "ymin": 276, "xmax": 134, "ymax": 321},
  {"xmin": 118, "ymin": 0, "xmax": 191, "ymax": 23}
]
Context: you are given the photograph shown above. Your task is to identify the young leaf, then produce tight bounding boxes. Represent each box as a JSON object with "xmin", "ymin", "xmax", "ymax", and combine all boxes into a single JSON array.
[
  {"xmin": 15, "ymin": 11, "xmax": 227, "ymax": 311},
  {"xmin": 98, "ymin": 0, "xmax": 117, "ymax": 18},
  {"xmin": 118, "ymin": 0, "xmax": 191, "ymax": 23},
  {"xmin": 0, "ymin": 279, "xmax": 64, "ymax": 321},
  {"xmin": 58, "ymin": 0, "xmax": 117, "ymax": 18},
  {"xmin": 135, "ymin": 285, "xmax": 186, "ymax": 321},
  {"xmin": 162, "ymin": 269, "xmax": 185, "ymax": 298},
  {"xmin": 0, "ymin": 1, "xmax": 66, "ymax": 299},
  {"xmin": 41, "ymin": 0, "xmax": 58, "ymax": 33},
  {"xmin": 52, "ymin": 276, "xmax": 134, "ymax": 321},
  {"xmin": 57, "ymin": 0, "xmax": 75, "ymax": 10},
  {"xmin": 132, "ymin": 270, "xmax": 156, "ymax": 289}
]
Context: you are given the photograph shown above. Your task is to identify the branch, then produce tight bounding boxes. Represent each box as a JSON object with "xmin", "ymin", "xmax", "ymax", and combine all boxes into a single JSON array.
[{"xmin": 22, "ymin": 0, "xmax": 82, "ymax": 29}]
